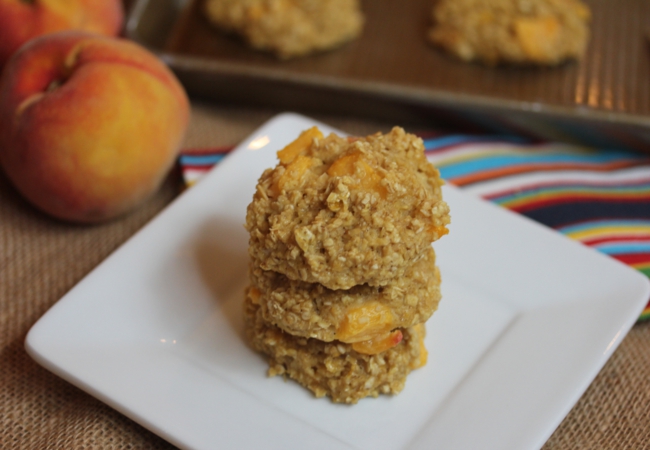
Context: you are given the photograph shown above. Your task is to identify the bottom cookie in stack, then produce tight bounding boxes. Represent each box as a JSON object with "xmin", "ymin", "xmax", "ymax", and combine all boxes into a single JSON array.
[{"xmin": 244, "ymin": 290, "xmax": 428, "ymax": 404}]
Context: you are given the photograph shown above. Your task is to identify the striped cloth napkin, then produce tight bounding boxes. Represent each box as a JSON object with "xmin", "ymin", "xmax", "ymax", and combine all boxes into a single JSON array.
[{"xmin": 179, "ymin": 132, "xmax": 650, "ymax": 321}]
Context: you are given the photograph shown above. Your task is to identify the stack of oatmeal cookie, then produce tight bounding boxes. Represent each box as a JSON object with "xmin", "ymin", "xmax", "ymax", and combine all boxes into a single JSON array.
[{"xmin": 244, "ymin": 126, "xmax": 450, "ymax": 404}]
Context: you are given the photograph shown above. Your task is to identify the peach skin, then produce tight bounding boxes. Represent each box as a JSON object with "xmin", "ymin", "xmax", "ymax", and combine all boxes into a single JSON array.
[{"xmin": 0, "ymin": 31, "xmax": 190, "ymax": 223}]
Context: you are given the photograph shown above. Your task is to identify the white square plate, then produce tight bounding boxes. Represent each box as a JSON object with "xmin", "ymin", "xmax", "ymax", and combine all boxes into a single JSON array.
[{"xmin": 26, "ymin": 113, "xmax": 650, "ymax": 450}]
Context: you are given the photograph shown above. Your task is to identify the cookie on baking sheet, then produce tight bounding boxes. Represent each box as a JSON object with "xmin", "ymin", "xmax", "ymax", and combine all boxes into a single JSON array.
[
  {"xmin": 203, "ymin": 0, "xmax": 364, "ymax": 59},
  {"xmin": 245, "ymin": 126, "xmax": 450, "ymax": 290},
  {"xmin": 244, "ymin": 294, "xmax": 428, "ymax": 404},
  {"xmin": 428, "ymin": 0, "xmax": 591, "ymax": 66},
  {"xmin": 249, "ymin": 247, "xmax": 441, "ymax": 343}
]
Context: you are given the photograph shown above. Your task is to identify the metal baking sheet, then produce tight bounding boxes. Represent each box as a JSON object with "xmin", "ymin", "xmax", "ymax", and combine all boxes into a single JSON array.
[{"xmin": 125, "ymin": 0, "xmax": 650, "ymax": 150}]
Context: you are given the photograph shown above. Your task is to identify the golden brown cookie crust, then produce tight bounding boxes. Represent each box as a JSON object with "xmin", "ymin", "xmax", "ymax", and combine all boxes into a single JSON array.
[
  {"xmin": 428, "ymin": 0, "xmax": 591, "ymax": 66},
  {"xmin": 204, "ymin": 0, "xmax": 364, "ymax": 59},
  {"xmin": 244, "ymin": 294, "xmax": 427, "ymax": 404},
  {"xmin": 245, "ymin": 127, "xmax": 450, "ymax": 290},
  {"xmin": 250, "ymin": 247, "xmax": 441, "ymax": 342}
]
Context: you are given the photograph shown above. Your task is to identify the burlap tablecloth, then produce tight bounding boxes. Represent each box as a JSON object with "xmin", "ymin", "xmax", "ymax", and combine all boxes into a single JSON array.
[{"xmin": 1, "ymin": 102, "xmax": 649, "ymax": 449}]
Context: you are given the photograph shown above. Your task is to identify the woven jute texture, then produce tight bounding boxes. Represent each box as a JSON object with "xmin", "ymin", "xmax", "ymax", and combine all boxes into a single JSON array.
[{"xmin": 1, "ymin": 102, "xmax": 649, "ymax": 449}]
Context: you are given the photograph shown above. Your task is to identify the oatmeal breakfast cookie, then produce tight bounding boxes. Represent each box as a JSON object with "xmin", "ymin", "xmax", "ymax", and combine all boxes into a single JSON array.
[
  {"xmin": 428, "ymin": 0, "xmax": 591, "ymax": 65},
  {"xmin": 245, "ymin": 126, "xmax": 450, "ymax": 290},
  {"xmin": 245, "ymin": 294, "xmax": 428, "ymax": 404},
  {"xmin": 203, "ymin": 0, "xmax": 364, "ymax": 59},
  {"xmin": 249, "ymin": 247, "xmax": 441, "ymax": 343}
]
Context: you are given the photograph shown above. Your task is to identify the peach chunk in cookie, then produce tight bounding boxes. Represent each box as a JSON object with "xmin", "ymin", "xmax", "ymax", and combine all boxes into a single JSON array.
[{"xmin": 245, "ymin": 126, "xmax": 450, "ymax": 290}]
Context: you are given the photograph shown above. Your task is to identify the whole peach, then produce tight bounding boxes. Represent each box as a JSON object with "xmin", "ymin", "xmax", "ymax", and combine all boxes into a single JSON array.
[
  {"xmin": 0, "ymin": 0, "xmax": 123, "ymax": 67},
  {"xmin": 0, "ymin": 31, "xmax": 190, "ymax": 223}
]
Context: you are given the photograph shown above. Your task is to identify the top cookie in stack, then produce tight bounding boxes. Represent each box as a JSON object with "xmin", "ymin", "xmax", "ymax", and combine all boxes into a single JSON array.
[{"xmin": 246, "ymin": 126, "xmax": 450, "ymax": 290}]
